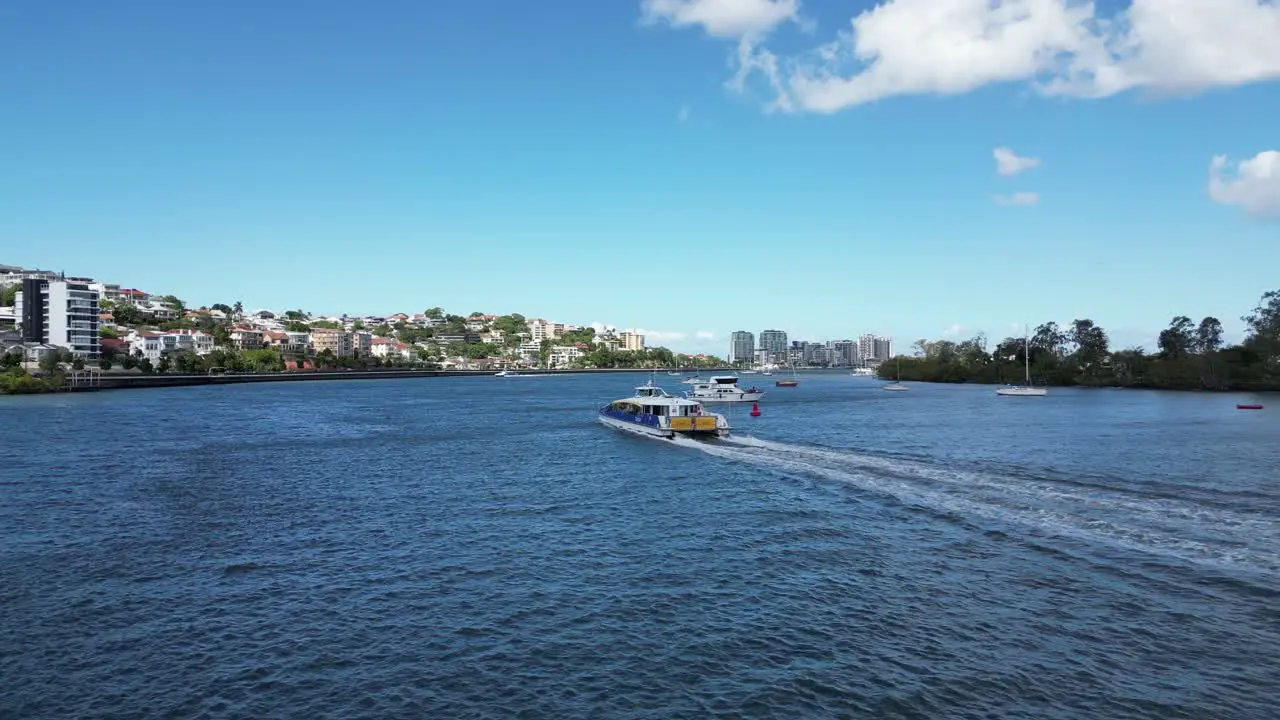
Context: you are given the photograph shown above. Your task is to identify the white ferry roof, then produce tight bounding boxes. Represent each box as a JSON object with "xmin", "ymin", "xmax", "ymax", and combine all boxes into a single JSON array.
[
  {"xmin": 708, "ymin": 376, "xmax": 739, "ymax": 384},
  {"xmin": 626, "ymin": 384, "xmax": 702, "ymax": 405}
]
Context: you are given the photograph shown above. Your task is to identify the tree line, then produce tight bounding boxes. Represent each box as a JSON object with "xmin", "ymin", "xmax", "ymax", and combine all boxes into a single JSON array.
[{"xmin": 876, "ymin": 289, "xmax": 1280, "ymax": 390}]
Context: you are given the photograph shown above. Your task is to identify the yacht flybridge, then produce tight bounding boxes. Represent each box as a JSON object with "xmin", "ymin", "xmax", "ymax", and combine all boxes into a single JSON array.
[
  {"xmin": 684, "ymin": 376, "xmax": 765, "ymax": 403},
  {"xmin": 599, "ymin": 382, "xmax": 731, "ymax": 439}
]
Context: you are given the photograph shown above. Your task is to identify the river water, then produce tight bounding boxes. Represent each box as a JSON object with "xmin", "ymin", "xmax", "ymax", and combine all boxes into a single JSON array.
[{"xmin": 2, "ymin": 373, "xmax": 1277, "ymax": 718}]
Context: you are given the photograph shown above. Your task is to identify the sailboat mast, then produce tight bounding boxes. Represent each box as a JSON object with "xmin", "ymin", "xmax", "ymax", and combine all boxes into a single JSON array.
[{"xmin": 1024, "ymin": 324, "xmax": 1031, "ymax": 384}]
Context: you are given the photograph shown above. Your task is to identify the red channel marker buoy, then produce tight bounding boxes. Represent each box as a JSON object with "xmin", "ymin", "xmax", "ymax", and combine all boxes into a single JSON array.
[{"xmin": 750, "ymin": 402, "xmax": 761, "ymax": 417}]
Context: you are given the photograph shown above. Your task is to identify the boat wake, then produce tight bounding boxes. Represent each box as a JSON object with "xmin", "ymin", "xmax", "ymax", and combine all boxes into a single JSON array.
[{"xmin": 670, "ymin": 435, "xmax": 1280, "ymax": 579}]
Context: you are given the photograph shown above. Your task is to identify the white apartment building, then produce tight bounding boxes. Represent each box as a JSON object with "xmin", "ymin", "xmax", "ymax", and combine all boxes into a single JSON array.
[
  {"xmin": 351, "ymin": 331, "xmax": 372, "ymax": 357},
  {"xmin": 230, "ymin": 328, "xmax": 265, "ymax": 351},
  {"xmin": 15, "ymin": 279, "xmax": 101, "ymax": 359},
  {"xmin": 619, "ymin": 331, "xmax": 645, "ymax": 351},
  {"xmin": 550, "ymin": 345, "xmax": 584, "ymax": 367},
  {"xmin": 528, "ymin": 319, "xmax": 565, "ymax": 342},
  {"xmin": 130, "ymin": 330, "xmax": 214, "ymax": 362},
  {"xmin": 88, "ymin": 282, "xmax": 122, "ymax": 302},
  {"xmin": 310, "ymin": 327, "xmax": 353, "ymax": 358}
]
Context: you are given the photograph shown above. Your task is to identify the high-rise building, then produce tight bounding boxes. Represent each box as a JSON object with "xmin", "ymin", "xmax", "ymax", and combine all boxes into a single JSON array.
[
  {"xmin": 729, "ymin": 331, "xmax": 754, "ymax": 364},
  {"xmin": 858, "ymin": 334, "xmax": 893, "ymax": 363},
  {"xmin": 830, "ymin": 340, "xmax": 857, "ymax": 366},
  {"xmin": 619, "ymin": 331, "xmax": 644, "ymax": 351},
  {"xmin": 758, "ymin": 329, "xmax": 788, "ymax": 364},
  {"xmin": 15, "ymin": 279, "xmax": 101, "ymax": 359},
  {"xmin": 875, "ymin": 336, "xmax": 893, "ymax": 361}
]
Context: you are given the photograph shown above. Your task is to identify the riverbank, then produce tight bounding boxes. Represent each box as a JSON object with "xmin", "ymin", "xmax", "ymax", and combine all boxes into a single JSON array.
[
  {"xmin": 873, "ymin": 374, "xmax": 1279, "ymax": 393},
  {"xmin": 1, "ymin": 367, "xmax": 737, "ymax": 394}
]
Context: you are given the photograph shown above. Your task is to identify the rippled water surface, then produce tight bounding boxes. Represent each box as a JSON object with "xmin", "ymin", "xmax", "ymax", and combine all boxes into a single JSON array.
[{"xmin": 3, "ymin": 374, "xmax": 1278, "ymax": 719}]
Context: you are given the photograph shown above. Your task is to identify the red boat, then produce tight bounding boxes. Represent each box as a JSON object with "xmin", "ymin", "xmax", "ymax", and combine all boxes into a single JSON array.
[{"xmin": 775, "ymin": 379, "xmax": 798, "ymax": 387}]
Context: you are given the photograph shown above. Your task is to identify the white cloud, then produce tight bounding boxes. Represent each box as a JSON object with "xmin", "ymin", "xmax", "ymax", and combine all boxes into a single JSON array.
[
  {"xmin": 994, "ymin": 147, "xmax": 1040, "ymax": 176},
  {"xmin": 640, "ymin": 0, "xmax": 800, "ymax": 38},
  {"xmin": 695, "ymin": 330, "xmax": 716, "ymax": 340},
  {"xmin": 1209, "ymin": 151, "xmax": 1280, "ymax": 217},
  {"xmin": 631, "ymin": 328, "xmax": 688, "ymax": 342},
  {"xmin": 942, "ymin": 323, "xmax": 965, "ymax": 337},
  {"xmin": 994, "ymin": 191, "xmax": 1040, "ymax": 206},
  {"xmin": 646, "ymin": 0, "xmax": 1280, "ymax": 113}
]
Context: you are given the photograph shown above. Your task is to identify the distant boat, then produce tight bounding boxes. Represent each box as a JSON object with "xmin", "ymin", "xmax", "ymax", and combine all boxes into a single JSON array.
[
  {"xmin": 997, "ymin": 326, "xmax": 1047, "ymax": 397},
  {"xmin": 776, "ymin": 361, "xmax": 799, "ymax": 387},
  {"xmin": 685, "ymin": 375, "xmax": 766, "ymax": 403},
  {"xmin": 850, "ymin": 367, "xmax": 874, "ymax": 377},
  {"xmin": 883, "ymin": 358, "xmax": 908, "ymax": 391}
]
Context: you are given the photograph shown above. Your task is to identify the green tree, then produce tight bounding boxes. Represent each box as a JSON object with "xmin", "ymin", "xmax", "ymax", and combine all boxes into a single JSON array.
[
  {"xmin": 98, "ymin": 357, "xmax": 113, "ymax": 371},
  {"xmin": 1158, "ymin": 316, "xmax": 1195, "ymax": 358},
  {"xmin": 71, "ymin": 357, "xmax": 85, "ymax": 371},
  {"xmin": 157, "ymin": 355, "xmax": 172, "ymax": 374},
  {"xmin": 1243, "ymin": 290, "xmax": 1280, "ymax": 373},
  {"xmin": 232, "ymin": 301, "xmax": 244, "ymax": 320},
  {"xmin": 172, "ymin": 351, "xmax": 204, "ymax": 374},
  {"xmin": 373, "ymin": 324, "xmax": 393, "ymax": 338},
  {"xmin": 0, "ymin": 284, "xmax": 17, "ymax": 307},
  {"xmin": 100, "ymin": 326, "xmax": 121, "ymax": 339},
  {"xmin": 1032, "ymin": 322, "xmax": 1067, "ymax": 357},
  {"xmin": 1195, "ymin": 316, "xmax": 1224, "ymax": 354},
  {"xmin": 138, "ymin": 358, "xmax": 154, "ymax": 374},
  {"xmin": 213, "ymin": 324, "xmax": 232, "ymax": 347},
  {"xmin": 34, "ymin": 353, "xmax": 62, "ymax": 375},
  {"xmin": 425, "ymin": 307, "xmax": 443, "ymax": 319},
  {"xmin": 211, "ymin": 303, "xmax": 233, "ymax": 314}
]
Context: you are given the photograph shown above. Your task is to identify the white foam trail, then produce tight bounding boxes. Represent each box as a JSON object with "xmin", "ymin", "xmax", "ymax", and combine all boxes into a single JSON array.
[{"xmin": 684, "ymin": 436, "xmax": 1280, "ymax": 576}]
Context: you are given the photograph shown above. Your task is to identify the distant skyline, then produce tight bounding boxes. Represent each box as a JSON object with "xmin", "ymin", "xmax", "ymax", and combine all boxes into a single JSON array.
[{"xmin": 2, "ymin": 1, "xmax": 1277, "ymax": 355}]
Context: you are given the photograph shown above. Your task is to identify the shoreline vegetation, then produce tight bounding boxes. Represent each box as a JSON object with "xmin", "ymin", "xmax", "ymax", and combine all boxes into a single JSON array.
[{"xmin": 876, "ymin": 289, "xmax": 1280, "ymax": 392}]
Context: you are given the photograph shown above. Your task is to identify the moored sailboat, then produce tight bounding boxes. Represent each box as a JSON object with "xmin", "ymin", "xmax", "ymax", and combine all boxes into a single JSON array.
[{"xmin": 997, "ymin": 326, "xmax": 1047, "ymax": 397}]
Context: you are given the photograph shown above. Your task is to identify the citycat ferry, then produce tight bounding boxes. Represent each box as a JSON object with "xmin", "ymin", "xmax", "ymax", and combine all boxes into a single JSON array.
[{"xmin": 599, "ymin": 382, "xmax": 731, "ymax": 440}]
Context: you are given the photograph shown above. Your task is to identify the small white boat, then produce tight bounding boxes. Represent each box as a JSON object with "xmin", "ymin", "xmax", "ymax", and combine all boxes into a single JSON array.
[
  {"xmin": 681, "ymin": 375, "xmax": 702, "ymax": 385},
  {"xmin": 685, "ymin": 376, "xmax": 765, "ymax": 403},
  {"xmin": 997, "ymin": 326, "xmax": 1047, "ymax": 397},
  {"xmin": 599, "ymin": 382, "xmax": 731, "ymax": 439},
  {"xmin": 997, "ymin": 385, "xmax": 1047, "ymax": 396},
  {"xmin": 850, "ymin": 367, "xmax": 874, "ymax": 377}
]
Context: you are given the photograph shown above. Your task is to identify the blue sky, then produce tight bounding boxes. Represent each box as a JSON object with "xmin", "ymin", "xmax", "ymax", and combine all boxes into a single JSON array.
[{"xmin": 2, "ymin": 0, "xmax": 1277, "ymax": 354}]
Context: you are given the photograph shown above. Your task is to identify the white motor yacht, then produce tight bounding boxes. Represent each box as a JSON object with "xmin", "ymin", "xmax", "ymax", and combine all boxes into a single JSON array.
[{"xmin": 684, "ymin": 376, "xmax": 766, "ymax": 403}]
